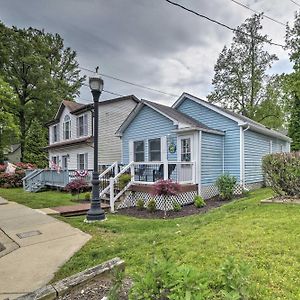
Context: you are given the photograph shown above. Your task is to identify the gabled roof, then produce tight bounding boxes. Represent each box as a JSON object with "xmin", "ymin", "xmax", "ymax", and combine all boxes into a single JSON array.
[
  {"xmin": 116, "ymin": 99, "xmax": 224, "ymax": 136},
  {"xmin": 45, "ymin": 95, "xmax": 140, "ymax": 127},
  {"xmin": 173, "ymin": 93, "xmax": 291, "ymax": 142}
]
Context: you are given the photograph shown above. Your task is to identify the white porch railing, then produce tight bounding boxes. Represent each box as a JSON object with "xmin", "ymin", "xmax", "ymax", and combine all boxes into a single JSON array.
[{"xmin": 108, "ymin": 161, "xmax": 196, "ymax": 212}]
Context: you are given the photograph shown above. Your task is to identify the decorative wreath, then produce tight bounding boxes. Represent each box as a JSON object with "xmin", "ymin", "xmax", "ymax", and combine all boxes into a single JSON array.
[{"xmin": 75, "ymin": 170, "xmax": 89, "ymax": 177}]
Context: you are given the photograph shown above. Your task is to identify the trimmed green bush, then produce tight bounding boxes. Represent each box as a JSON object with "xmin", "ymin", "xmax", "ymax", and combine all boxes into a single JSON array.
[
  {"xmin": 147, "ymin": 199, "xmax": 156, "ymax": 212},
  {"xmin": 118, "ymin": 173, "xmax": 132, "ymax": 190},
  {"xmin": 84, "ymin": 192, "xmax": 91, "ymax": 201},
  {"xmin": 262, "ymin": 152, "xmax": 300, "ymax": 197},
  {"xmin": 136, "ymin": 199, "xmax": 144, "ymax": 210},
  {"xmin": 194, "ymin": 195, "xmax": 206, "ymax": 208},
  {"xmin": 216, "ymin": 174, "xmax": 237, "ymax": 200},
  {"xmin": 172, "ymin": 201, "xmax": 182, "ymax": 212}
]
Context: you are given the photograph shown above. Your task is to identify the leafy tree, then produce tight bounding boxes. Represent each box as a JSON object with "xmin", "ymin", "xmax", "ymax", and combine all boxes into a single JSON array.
[
  {"xmin": 208, "ymin": 14, "xmax": 283, "ymax": 128},
  {"xmin": 24, "ymin": 120, "xmax": 48, "ymax": 167},
  {"xmin": 0, "ymin": 21, "xmax": 85, "ymax": 161},
  {"xmin": 0, "ymin": 76, "xmax": 19, "ymax": 163},
  {"xmin": 286, "ymin": 12, "xmax": 300, "ymax": 150}
]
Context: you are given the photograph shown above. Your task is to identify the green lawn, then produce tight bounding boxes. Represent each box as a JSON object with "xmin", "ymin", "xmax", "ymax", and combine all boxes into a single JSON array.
[
  {"xmin": 0, "ymin": 188, "xmax": 78, "ymax": 208},
  {"xmin": 53, "ymin": 188, "xmax": 300, "ymax": 300}
]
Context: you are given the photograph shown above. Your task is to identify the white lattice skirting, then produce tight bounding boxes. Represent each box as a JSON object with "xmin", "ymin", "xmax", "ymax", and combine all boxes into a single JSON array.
[{"xmin": 118, "ymin": 190, "xmax": 198, "ymax": 211}]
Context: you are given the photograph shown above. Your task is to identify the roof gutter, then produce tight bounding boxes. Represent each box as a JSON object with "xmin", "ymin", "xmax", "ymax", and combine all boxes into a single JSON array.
[{"xmin": 240, "ymin": 123, "xmax": 291, "ymax": 142}]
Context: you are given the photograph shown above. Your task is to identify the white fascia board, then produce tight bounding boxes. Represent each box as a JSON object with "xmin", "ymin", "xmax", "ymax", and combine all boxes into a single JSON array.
[
  {"xmin": 173, "ymin": 127, "xmax": 225, "ymax": 136},
  {"xmin": 172, "ymin": 93, "xmax": 245, "ymax": 125}
]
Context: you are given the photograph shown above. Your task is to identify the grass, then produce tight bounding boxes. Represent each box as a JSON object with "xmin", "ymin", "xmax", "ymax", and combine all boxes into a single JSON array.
[
  {"xmin": 53, "ymin": 188, "xmax": 300, "ymax": 300},
  {"xmin": 0, "ymin": 188, "xmax": 80, "ymax": 208}
]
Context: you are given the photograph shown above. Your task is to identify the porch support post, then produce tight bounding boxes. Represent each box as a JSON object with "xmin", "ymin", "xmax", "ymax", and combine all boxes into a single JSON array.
[
  {"xmin": 130, "ymin": 163, "xmax": 135, "ymax": 181},
  {"xmin": 163, "ymin": 161, "xmax": 168, "ymax": 180},
  {"xmin": 198, "ymin": 131, "xmax": 202, "ymax": 196}
]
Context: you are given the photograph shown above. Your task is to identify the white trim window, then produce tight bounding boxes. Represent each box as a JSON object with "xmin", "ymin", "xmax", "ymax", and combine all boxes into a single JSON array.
[
  {"xmin": 63, "ymin": 115, "xmax": 71, "ymax": 140},
  {"xmin": 51, "ymin": 156, "xmax": 60, "ymax": 169},
  {"xmin": 149, "ymin": 138, "xmax": 161, "ymax": 161},
  {"xmin": 180, "ymin": 138, "xmax": 191, "ymax": 162},
  {"xmin": 77, "ymin": 153, "xmax": 88, "ymax": 170},
  {"xmin": 62, "ymin": 155, "xmax": 68, "ymax": 170},
  {"xmin": 52, "ymin": 124, "xmax": 59, "ymax": 143},
  {"xmin": 134, "ymin": 140, "xmax": 145, "ymax": 162},
  {"xmin": 77, "ymin": 114, "xmax": 88, "ymax": 137}
]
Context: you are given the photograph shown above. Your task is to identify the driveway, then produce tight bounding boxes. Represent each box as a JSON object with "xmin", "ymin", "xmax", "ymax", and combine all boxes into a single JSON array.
[{"xmin": 0, "ymin": 198, "xmax": 90, "ymax": 300}]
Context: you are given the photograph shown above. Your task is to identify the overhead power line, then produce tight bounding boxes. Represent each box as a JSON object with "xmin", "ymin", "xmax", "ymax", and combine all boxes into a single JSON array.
[
  {"xmin": 82, "ymin": 82, "xmax": 124, "ymax": 97},
  {"xmin": 288, "ymin": 0, "xmax": 300, "ymax": 7},
  {"xmin": 79, "ymin": 66, "xmax": 179, "ymax": 97},
  {"xmin": 165, "ymin": 0, "xmax": 285, "ymax": 48},
  {"xmin": 229, "ymin": 0, "xmax": 285, "ymax": 27}
]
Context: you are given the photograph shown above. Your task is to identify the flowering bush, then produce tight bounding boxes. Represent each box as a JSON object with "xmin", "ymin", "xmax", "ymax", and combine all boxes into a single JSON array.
[
  {"xmin": 151, "ymin": 179, "xmax": 181, "ymax": 196},
  {"xmin": 65, "ymin": 178, "xmax": 88, "ymax": 198},
  {"xmin": 0, "ymin": 162, "xmax": 36, "ymax": 188},
  {"xmin": 151, "ymin": 180, "xmax": 181, "ymax": 217},
  {"xmin": 262, "ymin": 152, "xmax": 300, "ymax": 197}
]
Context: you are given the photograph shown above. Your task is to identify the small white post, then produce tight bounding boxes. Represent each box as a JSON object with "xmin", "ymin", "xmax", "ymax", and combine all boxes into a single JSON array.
[
  {"xmin": 192, "ymin": 162, "xmax": 196, "ymax": 184},
  {"xmin": 109, "ymin": 177, "xmax": 115, "ymax": 213},
  {"xmin": 114, "ymin": 162, "xmax": 118, "ymax": 177},
  {"xmin": 130, "ymin": 163, "xmax": 135, "ymax": 182},
  {"xmin": 163, "ymin": 161, "xmax": 168, "ymax": 180}
]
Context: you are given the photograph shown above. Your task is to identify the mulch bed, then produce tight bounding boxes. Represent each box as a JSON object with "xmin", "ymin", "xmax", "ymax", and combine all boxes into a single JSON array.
[
  {"xmin": 118, "ymin": 196, "xmax": 233, "ymax": 219},
  {"xmin": 59, "ymin": 277, "xmax": 132, "ymax": 300}
]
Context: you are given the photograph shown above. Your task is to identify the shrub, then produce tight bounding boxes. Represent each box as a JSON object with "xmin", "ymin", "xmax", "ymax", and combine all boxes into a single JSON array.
[
  {"xmin": 152, "ymin": 180, "xmax": 181, "ymax": 217},
  {"xmin": 172, "ymin": 201, "xmax": 182, "ymax": 212},
  {"xmin": 129, "ymin": 251, "xmax": 256, "ymax": 300},
  {"xmin": 118, "ymin": 173, "xmax": 132, "ymax": 190},
  {"xmin": 136, "ymin": 199, "xmax": 144, "ymax": 210},
  {"xmin": 194, "ymin": 195, "xmax": 206, "ymax": 208},
  {"xmin": 147, "ymin": 199, "xmax": 156, "ymax": 212},
  {"xmin": 65, "ymin": 178, "xmax": 88, "ymax": 198},
  {"xmin": 84, "ymin": 192, "xmax": 91, "ymax": 201},
  {"xmin": 262, "ymin": 152, "xmax": 300, "ymax": 197},
  {"xmin": 216, "ymin": 174, "xmax": 237, "ymax": 200}
]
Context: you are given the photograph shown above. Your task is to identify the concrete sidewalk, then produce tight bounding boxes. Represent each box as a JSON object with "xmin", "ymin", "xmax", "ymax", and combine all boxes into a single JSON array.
[{"xmin": 0, "ymin": 201, "xmax": 91, "ymax": 300}]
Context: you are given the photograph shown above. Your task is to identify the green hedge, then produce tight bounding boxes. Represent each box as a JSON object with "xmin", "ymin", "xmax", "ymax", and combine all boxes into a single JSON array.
[{"xmin": 262, "ymin": 152, "xmax": 300, "ymax": 197}]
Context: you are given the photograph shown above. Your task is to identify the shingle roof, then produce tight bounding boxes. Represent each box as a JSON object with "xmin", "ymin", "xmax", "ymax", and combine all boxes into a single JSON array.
[
  {"xmin": 44, "ymin": 136, "xmax": 93, "ymax": 150},
  {"xmin": 143, "ymin": 100, "xmax": 216, "ymax": 131},
  {"xmin": 62, "ymin": 100, "xmax": 85, "ymax": 112}
]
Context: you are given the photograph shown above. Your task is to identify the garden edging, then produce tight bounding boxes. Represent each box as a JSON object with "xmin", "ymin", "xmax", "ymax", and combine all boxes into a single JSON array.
[{"xmin": 16, "ymin": 257, "xmax": 125, "ymax": 300}]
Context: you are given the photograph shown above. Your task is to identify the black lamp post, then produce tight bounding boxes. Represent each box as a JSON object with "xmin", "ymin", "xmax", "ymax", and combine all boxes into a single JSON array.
[{"xmin": 86, "ymin": 76, "xmax": 106, "ymax": 222}]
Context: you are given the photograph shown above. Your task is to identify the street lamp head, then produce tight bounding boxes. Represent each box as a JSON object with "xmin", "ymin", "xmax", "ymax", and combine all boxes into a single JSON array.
[{"xmin": 89, "ymin": 76, "xmax": 104, "ymax": 93}]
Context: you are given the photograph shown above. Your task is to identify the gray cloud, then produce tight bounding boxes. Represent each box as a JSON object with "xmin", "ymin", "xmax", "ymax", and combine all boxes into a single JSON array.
[{"xmin": 0, "ymin": 0, "xmax": 294, "ymax": 105}]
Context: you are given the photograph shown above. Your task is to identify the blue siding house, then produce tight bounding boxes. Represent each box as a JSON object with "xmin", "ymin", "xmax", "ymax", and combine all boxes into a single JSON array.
[{"xmin": 115, "ymin": 93, "xmax": 291, "ymax": 205}]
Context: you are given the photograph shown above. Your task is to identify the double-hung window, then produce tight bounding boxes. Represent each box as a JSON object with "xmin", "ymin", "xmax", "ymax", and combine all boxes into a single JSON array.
[
  {"xmin": 77, "ymin": 153, "xmax": 88, "ymax": 170},
  {"xmin": 52, "ymin": 125, "xmax": 59, "ymax": 143},
  {"xmin": 134, "ymin": 141, "xmax": 145, "ymax": 162},
  {"xmin": 149, "ymin": 138, "xmax": 161, "ymax": 161},
  {"xmin": 77, "ymin": 114, "xmax": 88, "ymax": 137},
  {"xmin": 63, "ymin": 115, "xmax": 71, "ymax": 140},
  {"xmin": 181, "ymin": 138, "xmax": 191, "ymax": 161}
]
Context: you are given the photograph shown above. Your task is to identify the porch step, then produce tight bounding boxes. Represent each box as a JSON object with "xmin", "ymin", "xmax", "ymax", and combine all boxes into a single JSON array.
[{"xmin": 51, "ymin": 202, "xmax": 110, "ymax": 217}]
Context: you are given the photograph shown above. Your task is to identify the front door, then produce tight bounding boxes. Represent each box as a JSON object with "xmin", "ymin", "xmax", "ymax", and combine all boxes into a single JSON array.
[
  {"xmin": 178, "ymin": 135, "xmax": 193, "ymax": 182},
  {"xmin": 62, "ymin": 155, "xmax": 68, "ymax": 170}
]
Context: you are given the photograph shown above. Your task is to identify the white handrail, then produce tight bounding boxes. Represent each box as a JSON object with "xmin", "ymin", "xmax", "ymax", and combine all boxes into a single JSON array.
[
  {"xmin": 113, "ymin": 161, "xmax": 134, "ymax": 180},
  {"xmin": 99, "ymin": 161, "xmax": 118, "ymax": 179}
]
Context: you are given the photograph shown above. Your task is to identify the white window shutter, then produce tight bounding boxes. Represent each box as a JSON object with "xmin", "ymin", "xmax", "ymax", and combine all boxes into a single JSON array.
[
  {"xmin": 57, "ymin": 124, "xmax": 60, "ymax": 142},
  {"xmin": 161, "ymin": 136, "xmax": 167, "ymax": 162},
  {"xmin": 77, "ymin": 154, "xmax": 80, "ymax": 170},
  {"xmin": 84, "ymin": 114, "xmax": 88, "ymax": 136},
  {"xmin": 84, "ymin": 153, "xmax": 88, "ymax": 169},
  {"xmin": 129, "ymin": 140, "xmax": 134, "ymax": 162},
  {"xmin": 76, "ymin": 118, "xmax": 79, "ymax": 137}
]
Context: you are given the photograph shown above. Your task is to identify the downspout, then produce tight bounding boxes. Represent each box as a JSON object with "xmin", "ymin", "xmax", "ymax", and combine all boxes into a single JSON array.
[{"xmin": 241, "ymin": 125, "xmax": 250, "ymax": 190}]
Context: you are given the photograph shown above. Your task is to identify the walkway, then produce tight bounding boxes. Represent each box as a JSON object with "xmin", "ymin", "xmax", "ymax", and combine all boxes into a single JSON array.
[{"xmin": 0, "ymin": 199, "xmax": 91, "ymax": 300}]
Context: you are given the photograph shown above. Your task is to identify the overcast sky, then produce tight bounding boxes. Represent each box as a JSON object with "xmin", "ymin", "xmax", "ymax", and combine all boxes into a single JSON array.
[{"xmin": 0, "ymin": 0, "xmax": 298, "ymax": 105}]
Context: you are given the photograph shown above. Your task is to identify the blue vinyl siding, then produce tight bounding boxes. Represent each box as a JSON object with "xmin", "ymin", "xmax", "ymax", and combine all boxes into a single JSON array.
[
  {"xmin": 177, "ymin": 98, "xmax": 240, "ymax": 181},
  {"xmin": 122, "ymin": 106, "xmax": 177, "ymax": 164},
  {"xmin": 244, "ymin": 130, "xmax": 289, "ymax": 183},
  {"xmin": 201, "ymin": 132, "xmax": 224, "ymax": 185}
]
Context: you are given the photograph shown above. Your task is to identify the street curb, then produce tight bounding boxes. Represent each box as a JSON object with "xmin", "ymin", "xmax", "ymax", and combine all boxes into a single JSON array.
[{"xmin": 16, "ymin": 257, "xmax": 125, "ymax": 300}]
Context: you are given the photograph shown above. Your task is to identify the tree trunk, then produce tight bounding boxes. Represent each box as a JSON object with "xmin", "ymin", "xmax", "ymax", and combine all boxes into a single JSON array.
[{"xmin": 19, "ymin": 108, "xmax": 26, "ymax": 162}]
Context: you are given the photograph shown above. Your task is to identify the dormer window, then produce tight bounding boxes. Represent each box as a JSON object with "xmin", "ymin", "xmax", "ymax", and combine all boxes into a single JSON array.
[
  {"xmin": 63, "ymin": 115, "xmax": 71, "ymax": 140},
  {"xmin": 77, "ymin": 114, "xmax": 88, "ymax": 137}
]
